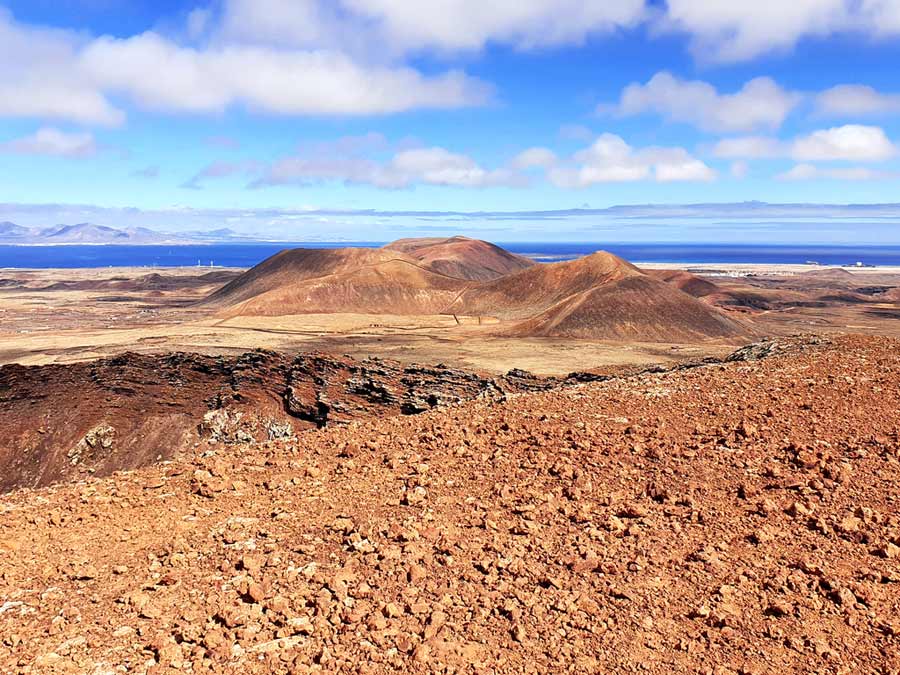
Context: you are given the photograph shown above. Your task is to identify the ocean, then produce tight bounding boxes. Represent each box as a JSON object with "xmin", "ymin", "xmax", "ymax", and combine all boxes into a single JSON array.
[{"xmin": 2, "ymin": 243, "xmax": 900, "ymax": 269}]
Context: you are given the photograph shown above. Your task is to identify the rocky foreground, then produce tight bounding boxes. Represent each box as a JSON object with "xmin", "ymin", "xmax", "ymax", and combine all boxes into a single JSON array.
[{"xmin": 1, "ymin": 335, "xmax": 899, "ymax": 675}]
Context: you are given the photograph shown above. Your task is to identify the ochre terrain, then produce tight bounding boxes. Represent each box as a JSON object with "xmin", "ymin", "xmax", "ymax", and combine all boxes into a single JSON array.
[
  {"xmin": 0, "ymin": 335, "xmax": 898, "ymax": 674},
  {"xmin": 209, "ymin": 243, "xmax": 751, "ymax": 342}
]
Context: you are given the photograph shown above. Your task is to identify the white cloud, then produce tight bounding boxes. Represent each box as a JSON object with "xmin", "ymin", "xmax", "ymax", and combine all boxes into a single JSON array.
[
  {"xmin": 79, "ymin": 33, "xmax": 491, "ymax": 117},
  {"xmin": 777, "ymin": 163, "xmax": 894, "ymax": 181},
  {"xmin": 0, "ymin": 127, "xmax": 97, "ymax": 158},
  {"xmin": 815, "ymin": 84, "xmax": 900, "ymax": 117},
  {"xmin": 0, "ymin": 10, "xmax": 491, "ymax": 126},
  {"xmin": 713, "ymin": 136, "xmax": 784, "ymax": 159},
  {"xmin": 220, "ymin": 0, "xmax": 647, "ymax": 54},
  {"xmin": 547, "ymin": 133, "xmax": 716, "ymax": 187},
  {"xmin": 661, "ymin": 0, "xmax": 900, "ymax": 62},
  {"xmin": 791, "ymin": 124, "xmax": 896, "ymax": 161},
  {"xmin": 601, "ymin": 72, "xmax": 800, "ymax": 133},
  {"xmin": 713, "ymin": 125, "xmax": 897, "ymax": 163},
  {"xmin": 0, "ymin": 11, "xmax": 124, "ymax": 126},
  {"xmin": 257, "ymin": 146, "xmax": 521, "ymax": 189},
  {"xmin": 511, "ymin": 147, "xmax": 558, "ymax": 169}
]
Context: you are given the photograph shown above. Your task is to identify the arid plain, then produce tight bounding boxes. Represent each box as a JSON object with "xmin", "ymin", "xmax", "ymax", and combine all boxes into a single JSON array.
[{"xmin": 2, "ymin": 238, "xmax": 898, "ymax": 373}]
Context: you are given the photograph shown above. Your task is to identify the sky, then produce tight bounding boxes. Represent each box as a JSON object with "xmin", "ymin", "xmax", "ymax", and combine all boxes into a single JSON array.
[{"xmin": 3, "ymin": 0, "xmax": 900, "ymax": 243}]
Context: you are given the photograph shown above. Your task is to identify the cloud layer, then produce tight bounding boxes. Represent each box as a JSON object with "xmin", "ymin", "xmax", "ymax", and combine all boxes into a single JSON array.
[
  {"xmin": 547, "ymin": 134, "xmax": 716, "ymax": 187},
  {"xmin": 256, "ymin": 146, "xmax": 521, "ymax": 189},
  {"xmin": 602, "ymin": 72, "xmax": 800, "ymax": 133},
  {"xmin": 0, "ymin": 128, "xmax": 97, "ymax": 158},
  {"xmin": 0, "ymin": 9, "xmax": 491, "ymax": 127},
  {"xmin": 662, "ymin": 0, "xmax": 900, "ymax": 62},
  {"xmin": 713, "ymin": 125, "xmax": 898, "ymax": 163}
]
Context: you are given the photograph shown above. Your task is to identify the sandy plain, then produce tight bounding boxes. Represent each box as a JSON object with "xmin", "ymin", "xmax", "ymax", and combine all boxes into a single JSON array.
[{"xmin": 1, "ymin": 262, "xmax": 899, "ymax": 373}]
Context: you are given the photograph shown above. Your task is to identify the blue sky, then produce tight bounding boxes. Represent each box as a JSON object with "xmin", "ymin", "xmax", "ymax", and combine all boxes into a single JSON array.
[{"xmin": 3, "ymin": 0, "xmax": 900, "ymax": 242}]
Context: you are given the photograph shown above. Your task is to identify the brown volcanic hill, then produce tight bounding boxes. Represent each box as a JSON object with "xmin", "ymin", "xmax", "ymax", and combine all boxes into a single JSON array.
[
  {"xmin": 205, "ymin": 247, "xmax": 477, "ymax": 317},
  {"xmin": 800, "ymin": 267, "xmax": 858, "ymax": 279},
  {"xmin": 1, "ymin": 336, "xmax": 899, "ymax": 674},
  {"xmin": 221, "ymin": 259, "xmax": 467, "ymax": 318},
  {"xmin": 384, "ymin": 236, "xmax": 536, "ymax": 280},
  {"xmin": 449, "ymin": 251, "xmax": 642, "ymax": 320},
  {"xmin": 206, "ymin": 245, "xmax": 750, "ymax": 341},
  {"xmin": 205, "ymin": 247, "xmax": 411, "ymax": 308},
  {"xmin": 647, "ymin": 269, "xmax": 720, "ymax": 298},
  {"xmin": 449, "ymin": 251, "xmax": 749, "ymax": 340},
  {"xmin": 511, "ymin": 275, "xmax": 749, "ymax": 341}
]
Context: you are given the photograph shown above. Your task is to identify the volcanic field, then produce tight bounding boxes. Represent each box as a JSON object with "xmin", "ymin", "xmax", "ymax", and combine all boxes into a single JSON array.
[{"xmin": 1, "ymin": 238, "xmax": 899, "ymax": 674}]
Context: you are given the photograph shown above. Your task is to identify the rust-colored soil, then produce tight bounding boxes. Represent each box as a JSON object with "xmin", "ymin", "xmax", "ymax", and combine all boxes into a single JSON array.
[
  {"xmin": 0, "ymin": 351, "xmax": 584, "ymax": 493},
  {"xmin": 211, "ymin": 244, "xmax": 750, "ymax": 342},
  {"xmin": 1, "ymin": 335, "xmax": 899, "ymax": 674}
]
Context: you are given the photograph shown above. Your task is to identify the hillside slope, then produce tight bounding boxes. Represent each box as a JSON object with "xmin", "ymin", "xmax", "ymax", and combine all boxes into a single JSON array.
[
  {"xmin": 451, "ymin": 252, "xmax": 750, "ymax": 340},
  {"xmin": 511, "ymin": 274, "xmax": 748, "ymax": 341},
  {"xmin": 384, "ymin": 236, "xmax": 536, "ymax": 280},
  {"xmin": 1, "ymin": 336, "xmax": 898, "ymax": 674},
  {"xmin": 207, "ymin": 244, "xmax": 751, "ymax": 341}
]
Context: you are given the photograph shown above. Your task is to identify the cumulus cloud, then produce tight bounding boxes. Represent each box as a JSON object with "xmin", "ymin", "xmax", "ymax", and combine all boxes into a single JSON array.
[
  {"xmin": 546, "ymin": 133, "xmax": 716, "ymax": 187},
  {"xmin": 600, "ymin": 72, "xmax": 800, "ymax": 133},
  {"xmin": 256, "ymin": 146, "xmax": 521, "ymax": 189},
  {"xmin": 0, "ymin": 11, "xmax": 123, "ymax": 126},
  {"xmin": 777, "ymin": 163, "xmax": 894, "ymax": 181},
  {"xmin": 0, "ymin": 9, "xmax": 491, "ymax": 126},
  {"xmin": 713, "ymin": 125, "xmax": 897, "ymax": 163},
  {"xmin": 79, "ymin": 33, "xmax": 491, "ymax": 117},
  {"xmin": 661, "ymin": 0, "xmax": 900, "ymax": 62},
  {"xmin": 791, "ymin": 124, "xmax": 896, "ymax": 161},
  {"xmin": 0, "ymin": 127, "xmax": 97, "ymax": 158},
  {"xmin": 219, "ymin": 0, "xmax": 647, "ymax": 54},
  {"xmin": 815, "ymin": 84, "xmax": 900, "ymax": 117}
]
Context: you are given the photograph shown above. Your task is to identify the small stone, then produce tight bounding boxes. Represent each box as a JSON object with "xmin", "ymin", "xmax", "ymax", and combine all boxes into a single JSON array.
[
  {"xmin": 764, "ymin": 601, "xmax": 792, "ymax": 617},
  {"xmin": 246, "ymin": 582, "xmax": 265, "ymax": 604},
  {"xmin": 407, "ymin": 564, "xmax": 427, "ymax": 584},
  {"xmin": 873, "ymin": 542, "xmax": 900, "ymax": 559},
  {"xmin": 383, "ymin": 602, "xmax": 402, "ymax": 618}
]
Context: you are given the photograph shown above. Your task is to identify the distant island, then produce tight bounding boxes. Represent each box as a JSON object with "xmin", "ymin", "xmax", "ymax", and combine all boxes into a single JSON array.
[{"xmin": 0, "ymin": 221, "xmax": 264, "ymax": 245}]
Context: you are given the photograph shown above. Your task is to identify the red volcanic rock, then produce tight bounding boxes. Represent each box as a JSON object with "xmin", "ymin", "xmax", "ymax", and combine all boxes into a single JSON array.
[
  {"xmin": 0, "ymin": 335, "xmax": 898, "ymax": 674},
  {"xmin": 0, "ymin": 351, "xmax": 567, "ymax": 492}
]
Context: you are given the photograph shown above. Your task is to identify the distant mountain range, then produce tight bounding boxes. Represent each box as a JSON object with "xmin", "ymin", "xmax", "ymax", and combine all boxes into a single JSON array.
[{"xmin": 0, "ymin": 222, "xmax": 258, "ymax": 245}]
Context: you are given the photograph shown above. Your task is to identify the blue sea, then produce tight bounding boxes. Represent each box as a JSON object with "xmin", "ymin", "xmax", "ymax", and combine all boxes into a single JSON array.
[{"xmin": 2, "ymin": 243, "xmax": 900, "ymax": 269}]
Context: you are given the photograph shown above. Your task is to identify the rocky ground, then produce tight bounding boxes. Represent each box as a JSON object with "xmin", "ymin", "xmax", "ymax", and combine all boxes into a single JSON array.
[
  {"xmin": 0, "ymin": 351, "xmax": 591, "ymax": 492},
  {"xmin": 0, "ymin": 334, "xmax": 899, "ymax": 674}
]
